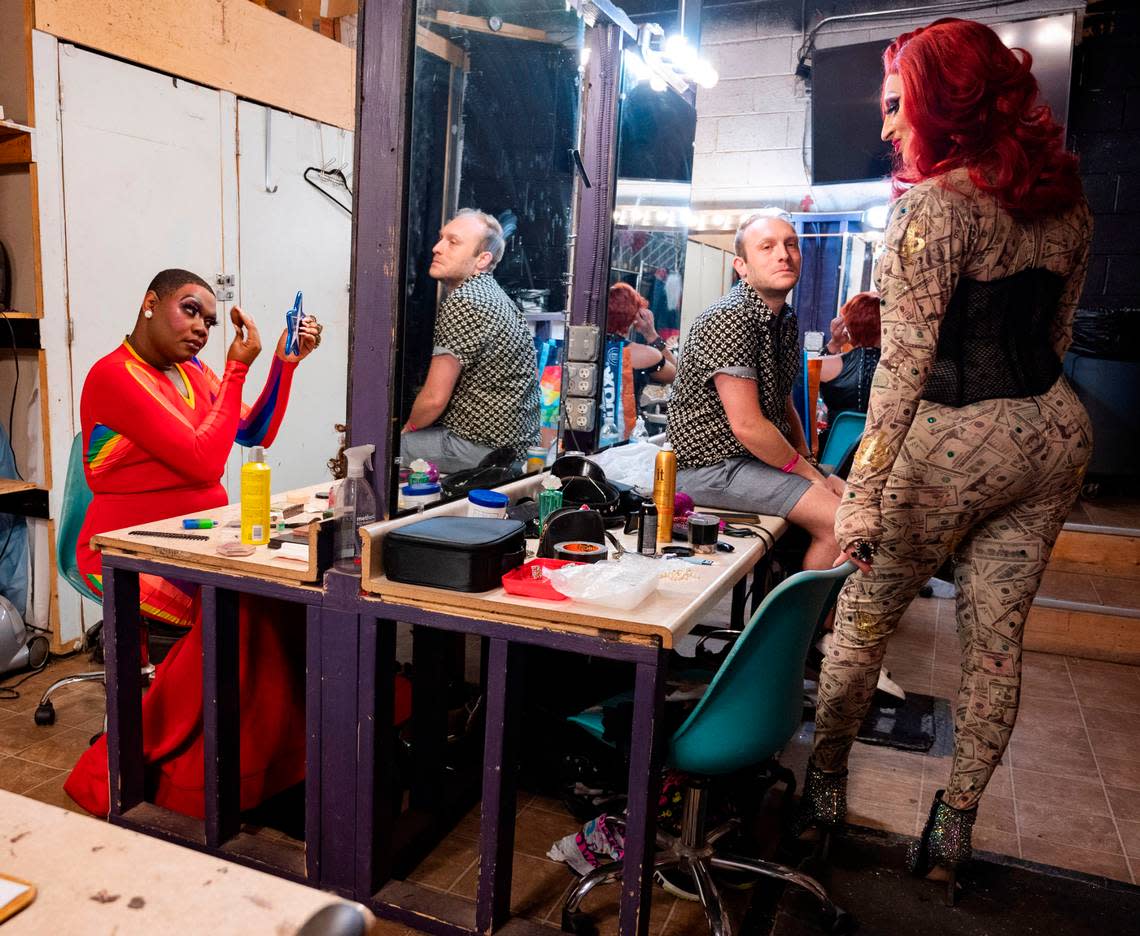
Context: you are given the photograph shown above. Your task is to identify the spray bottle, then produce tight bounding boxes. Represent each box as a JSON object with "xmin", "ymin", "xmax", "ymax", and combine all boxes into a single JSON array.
[
  {"xmin": 334, "ymin": 443, "xmax": 377, "ymax": 570},
  {"xmin": 241, "ymin": 446, "xmax": 272, "ymax": 545}
]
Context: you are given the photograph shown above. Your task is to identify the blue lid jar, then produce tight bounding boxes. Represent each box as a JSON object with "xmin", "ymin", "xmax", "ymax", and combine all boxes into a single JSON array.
[
  {"xmin": 402, "ymin": 482, "xmax": 441, "ymax": 496},
  {"xmin": 467, "ymin": 489, "xmax": 509, "ymax": 508}
]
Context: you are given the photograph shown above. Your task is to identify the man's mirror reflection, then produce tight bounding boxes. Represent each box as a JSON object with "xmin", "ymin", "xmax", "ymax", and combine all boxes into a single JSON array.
[
  {"xmin": 400, "ymin": 210, "xmax": 541, "ymax": 474},
  {"xmin": 394, "ymin": 3, "xmax": 582, "ymax": 495}
]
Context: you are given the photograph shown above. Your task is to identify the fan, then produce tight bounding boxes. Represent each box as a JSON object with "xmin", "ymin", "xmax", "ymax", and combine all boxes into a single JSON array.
[{"xmin": 0, "ymin": 594, "xmax": 49, "ymax": 677}]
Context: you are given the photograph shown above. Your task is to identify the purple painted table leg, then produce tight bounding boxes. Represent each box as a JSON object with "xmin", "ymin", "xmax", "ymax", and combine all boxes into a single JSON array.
[
  {"xmin": 104, "ymin": 563, "xmax": 144, "ymax": 817},
  {"xmin": 731, "ymin": 577, "xmax": 747, "ymax": 630},
  {"xmin": 410, "ymin": 625, "xmax": 449, "ymax": 812},
  {"xmin": 314, "ymin": 605, "xmax": 365, "ymax": 896},
  {"xmin": 202, "ymin": 585, "xmax": 241, "ymax": 847},
  {"xmin": 306, "ymin": 605, "xmax": 323, "ymax": 885},
  {"xmin": 619, "ymin": 651, "xmax": 667, "ymax": 936},
  {"xmin": 476, "ymin": 637, "xmax": 521, "ymax": 932},
  {"xmin": 357, "ymin": 615, "xmax": 398, "ymax": 899}
]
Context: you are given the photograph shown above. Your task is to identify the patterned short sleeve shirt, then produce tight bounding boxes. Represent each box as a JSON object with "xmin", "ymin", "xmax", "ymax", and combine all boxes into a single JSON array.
[
  {"xmin": 434, "ymin": 272, "xmax": 541, "ymax": 457},
  {"xmin": 667, "ymin": 281, "xmax": 801, "ymax": 469}
]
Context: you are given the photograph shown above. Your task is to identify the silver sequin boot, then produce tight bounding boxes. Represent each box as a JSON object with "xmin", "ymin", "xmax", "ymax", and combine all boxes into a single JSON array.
[
  {"xmin": 792, "ymin": 760, "xmax": 848, "ymax": 860},
  {"xmin": 907, "ymin": 789, "xmax": 977, "ymax": 905}
]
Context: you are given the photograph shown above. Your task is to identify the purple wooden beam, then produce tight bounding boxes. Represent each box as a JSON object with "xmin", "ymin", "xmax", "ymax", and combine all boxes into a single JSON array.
[
  {"xmin": 346, "ymin": 0, "xmax": 417, "ymax": 519},
  {"xmin": 361, "ymin": 596, "xmax": 660, "ymax": 664},
  {"xmin": 620, "ymin": 651, "xmax": 668, "ymax": 936},
  {"xmin": 475, "ymin": 637, "xmax": 521, "ymax": 932},
  {"xmin": 569, "ymin": 23, "xmax": 623, "ymax": 330},
  {"xmin": 565, "ymin": 23, "xmax": 625, "ymax": 454},
  {"xmin": 356, "ymin": 615, "xmax": 397, "ymax": 898},
  {"xmin": 103, "ymin": 564, "xmax": 144, "ymax": 818},
  {"xmin": 305, "ymin": 604, "xmax": 324, "ymax": 885},
  {"xmin": 202, "ymin": 585, "xmax": 241, "ymax": 848}
]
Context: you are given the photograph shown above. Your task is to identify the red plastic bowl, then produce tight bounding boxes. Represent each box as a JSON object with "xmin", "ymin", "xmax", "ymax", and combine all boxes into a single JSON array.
[{"xmin": 502, "ymin": 558, "xmax": 583, "ymax": 600}]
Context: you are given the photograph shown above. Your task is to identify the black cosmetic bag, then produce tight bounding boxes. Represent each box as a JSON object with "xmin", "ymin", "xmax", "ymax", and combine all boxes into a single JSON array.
[{"xmin": 384, "ymin": 517, "xmax": 526, "ymax": 592}]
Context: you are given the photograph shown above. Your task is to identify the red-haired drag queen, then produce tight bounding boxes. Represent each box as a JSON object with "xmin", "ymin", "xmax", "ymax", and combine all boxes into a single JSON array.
[{"xmin": 796, "ymin": 19, "xmax": 1092, "ymax": 901}]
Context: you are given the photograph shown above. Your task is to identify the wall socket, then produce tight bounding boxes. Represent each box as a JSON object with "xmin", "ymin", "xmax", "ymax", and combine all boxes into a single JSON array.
[
  {"xmin": 567, "ymin": 324, "xmax": 601, "ymax": 362},
  {"xmin": 563, "ymin": 397, "xmax": 596, "ymax": 432},
  {"xmin": 563, "ymin": 362, "xmax": 597, "ymax": 397}
]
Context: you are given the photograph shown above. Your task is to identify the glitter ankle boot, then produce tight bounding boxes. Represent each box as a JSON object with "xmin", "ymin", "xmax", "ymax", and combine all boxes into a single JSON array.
[
  {"xmin": 791, "ymin": 760, "xmax": 847, "ymax": 860},
  {"xmin": 907, "ymin": 789, "xmax": 977, "ymax": 906}
]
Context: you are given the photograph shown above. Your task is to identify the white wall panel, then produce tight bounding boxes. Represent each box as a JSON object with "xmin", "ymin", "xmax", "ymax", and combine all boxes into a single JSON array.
[
  {"xmin": 58, "ymin": 45, "xmax": 228, "ymax": 421},
  {"xmin": 230, "ymin": 101, "xmax": 351, "ymax": 497}
]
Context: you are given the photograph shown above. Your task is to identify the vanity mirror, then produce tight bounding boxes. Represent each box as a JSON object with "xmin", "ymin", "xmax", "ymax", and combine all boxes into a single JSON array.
[
  {"xmin": 390, "ymin": 2, "xmax": 586, "ymax": 511},
  {"xmin": 598, "ymin": 68, "xmax": 696, "ymax": 446}
]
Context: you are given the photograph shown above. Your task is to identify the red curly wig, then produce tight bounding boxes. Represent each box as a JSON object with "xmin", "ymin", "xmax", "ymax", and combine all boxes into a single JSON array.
[
  {"xmin": 883, "ymin": 18, "xmax": 1081, "ymax": 219},
  {"xmin": 607, "ymin": 282, "xmax": 648, "ymax": 336},
  {"xmin": 840, "ymin": 292, "xmax": 882, "ymax": 347}
]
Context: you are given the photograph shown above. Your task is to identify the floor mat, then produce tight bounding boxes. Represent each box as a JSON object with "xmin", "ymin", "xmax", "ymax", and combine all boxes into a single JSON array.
[
  {"xmin": 752, "ymin": 828, "xmax": 1140, "ymax": 936},
  {"xmin": 856, "ymin": 691, "xmax": 954, "ymax": 756}
]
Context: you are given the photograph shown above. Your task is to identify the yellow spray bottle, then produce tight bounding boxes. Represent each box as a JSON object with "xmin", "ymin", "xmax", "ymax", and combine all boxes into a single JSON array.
[{"xmin": 241, "ymin": 445, "xmax": 272, "ymax": 545}]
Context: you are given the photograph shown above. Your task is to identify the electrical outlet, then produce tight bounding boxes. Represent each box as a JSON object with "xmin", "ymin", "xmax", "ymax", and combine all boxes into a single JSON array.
[
  {"xmin": 567, "ymin": 324, "xmax": 601, "ymax": 362},
  {"xmin": 214, "ymin": 273, "xmax": 236, "ymax": 302},
  {"xmin": 563, "ymin": 397, "xmax": 596, "ymax": 432},
  {"xmin": 563, "ymin": 362, "xmax": 597, "ymax": 397}
]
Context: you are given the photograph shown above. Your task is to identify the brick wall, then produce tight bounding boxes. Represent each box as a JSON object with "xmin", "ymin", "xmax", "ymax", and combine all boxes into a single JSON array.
[
  {"xmin": 1068, "ymin": 0, "xmax": 1140, "ymax": 309},
  {"xmin": 692, "ymin": 0, "xmax": 1082, "ymax": 212}
]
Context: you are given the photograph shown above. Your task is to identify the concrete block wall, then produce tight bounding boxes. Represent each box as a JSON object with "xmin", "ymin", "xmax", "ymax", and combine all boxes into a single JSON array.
[
  {"xmin": 1068, "ymin": 0, "xmax": 1140, "ymax": 310},
  {"xmin": 692, "ymin": 0, "xmax": 1082, "ymax": 212}
]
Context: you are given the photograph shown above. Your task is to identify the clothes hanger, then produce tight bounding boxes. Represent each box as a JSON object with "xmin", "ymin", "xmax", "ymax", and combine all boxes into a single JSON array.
[{"xmin": 303, "ymin": 165, "xmax": 352, "ymax": 214}]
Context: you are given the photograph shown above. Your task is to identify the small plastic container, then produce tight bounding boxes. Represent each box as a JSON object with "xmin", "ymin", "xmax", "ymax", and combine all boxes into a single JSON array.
[
  {"xmin": 401, "ymin": 481, "xmax": 441, "ymax": 512},
  {"xmin": 501, "ymin": 558, "xmax": 582, "ymax": 600},
  {"xmin": 466, "ymin": 488, "xmax": 509, "ymax": 519},
  {"xmin": 546, "ymin": 556, "xmax": 660, "ymax": 610}
]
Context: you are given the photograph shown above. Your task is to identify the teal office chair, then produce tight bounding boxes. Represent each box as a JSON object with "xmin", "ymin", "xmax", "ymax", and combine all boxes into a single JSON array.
[
  {"xmin": 818, "ymin": 411, "xmax": 866, "ymax": 476},
  {"xmin": 562, "ymin": 563, "xmax": 856, "ymax": 936},
  {"xmin": 34, "ymin": 434, "xmax": 156, "ymax": 726}
]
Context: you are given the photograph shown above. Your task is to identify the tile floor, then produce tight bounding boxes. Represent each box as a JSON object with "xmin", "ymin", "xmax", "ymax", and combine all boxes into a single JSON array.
[{"xmin": 2, "ymin": 592, "xmax": 1137, "ymax": 934}]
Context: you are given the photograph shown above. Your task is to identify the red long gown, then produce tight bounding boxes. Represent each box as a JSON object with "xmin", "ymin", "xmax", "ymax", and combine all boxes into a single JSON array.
[{"xmin": 64, "ymin": 341, "xmax": 307, "ymax": 818}]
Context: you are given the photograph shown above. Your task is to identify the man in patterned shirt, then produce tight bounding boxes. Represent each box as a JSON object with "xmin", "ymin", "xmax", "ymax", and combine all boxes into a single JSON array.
[
  {"xmin": 668, "ymin": 214, "xmax": 844, "ymax": 570},
  {"xmin": 401, "ymin": 209, "xmax": 541, "ymax": 473}
]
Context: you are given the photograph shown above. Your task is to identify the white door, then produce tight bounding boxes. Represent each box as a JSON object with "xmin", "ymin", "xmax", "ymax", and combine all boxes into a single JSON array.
[
  {"xmin": 228, "ymin": 101, "xmax": 352, "ymax": 496},
  {"xmin": 58, "ymin": 45, "xmax": 232, "ymax": 459}
]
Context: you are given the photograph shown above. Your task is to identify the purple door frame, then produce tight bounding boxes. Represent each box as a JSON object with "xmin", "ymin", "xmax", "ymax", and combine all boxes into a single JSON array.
[{"xmin": 345, "ymin": 0, "xmax": 417, "ymax": 521}]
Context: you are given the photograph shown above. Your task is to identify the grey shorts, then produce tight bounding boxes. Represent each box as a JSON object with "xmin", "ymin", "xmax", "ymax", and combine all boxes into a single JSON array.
[
  {"xmin": 400, "ymin": 427, "xmax": 495, "ymax": 475},
  {"xmin": 677, "ymin": 457, "xmax": 812, "ymax": 519}
]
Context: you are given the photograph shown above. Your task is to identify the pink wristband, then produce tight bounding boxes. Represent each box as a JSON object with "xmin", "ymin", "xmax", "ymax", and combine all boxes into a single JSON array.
[
  {"xmin": 780, "ymin": 453, "xmax": 800, "ymax": 474},
  {"xmin": 405, "ymin": 422, "xmax": 418, "ymax": 433}
]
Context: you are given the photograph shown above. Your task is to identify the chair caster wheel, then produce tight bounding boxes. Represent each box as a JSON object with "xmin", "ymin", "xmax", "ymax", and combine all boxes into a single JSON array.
[
  {"xmin": 34, "ymin": 703, "xmax": 55, "ymax": 726},
  {"xmin": 824, "ymin": 906, "xmax": 857, "ymax": 934},
  {"xmin": 561, "ymin": 908, "xmax": 597, "ymax": 935}
]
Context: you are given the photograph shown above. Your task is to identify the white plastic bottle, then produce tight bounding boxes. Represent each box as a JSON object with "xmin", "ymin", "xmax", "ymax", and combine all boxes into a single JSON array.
[
  {"xmin": 630, "ymin": 416, "xmax": 649, "ymax": 443},
  {"xmin": 334, "ymin": 443, "xmax": 377, "ymax": 570}
]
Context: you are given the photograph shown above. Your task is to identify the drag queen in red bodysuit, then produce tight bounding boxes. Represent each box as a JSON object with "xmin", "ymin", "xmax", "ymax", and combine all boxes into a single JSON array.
[{"xmin": 65, "ymin": 268, "xmax": 324, "ymax": 818}]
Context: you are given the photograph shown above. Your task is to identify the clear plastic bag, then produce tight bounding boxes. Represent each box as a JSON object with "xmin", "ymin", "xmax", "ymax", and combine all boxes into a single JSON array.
[
  {"xmin": 546, "ymin": 554, "xmax": 660, "ymax": 609},
  {"xmin": 587, "ymin": 441, "xmax": 661, "ymax": 495}
]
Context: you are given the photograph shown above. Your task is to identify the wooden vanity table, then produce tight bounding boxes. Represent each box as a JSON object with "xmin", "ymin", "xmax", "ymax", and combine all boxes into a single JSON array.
[{"xmin": 91, "ymin": 477, "xmax": 785, "ymax": 935}]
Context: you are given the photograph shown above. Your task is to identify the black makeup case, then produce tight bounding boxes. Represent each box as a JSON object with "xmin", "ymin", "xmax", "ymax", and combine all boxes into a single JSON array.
[{"xmin": 383, "ymin": 517, "xmax": 526, "ymax": 592}]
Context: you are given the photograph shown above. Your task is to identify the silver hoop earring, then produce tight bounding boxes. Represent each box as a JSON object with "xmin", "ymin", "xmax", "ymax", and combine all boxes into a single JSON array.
[{"xmin": 144, "ymin": 310, "xmax": 153, "ymax": 319}]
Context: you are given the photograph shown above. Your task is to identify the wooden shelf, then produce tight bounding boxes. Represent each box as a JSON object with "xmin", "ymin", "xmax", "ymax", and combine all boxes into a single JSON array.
[
  {"xmin": 0, "ymin": 120, "xmax": 34, "ymax": 166},
  {"xmin": 0, "ymin": 316, "xmax": 41, "ymax": 349},
  {"xmin": 0, "ymin": 479, "xmax": 49, "ymax": 519}
]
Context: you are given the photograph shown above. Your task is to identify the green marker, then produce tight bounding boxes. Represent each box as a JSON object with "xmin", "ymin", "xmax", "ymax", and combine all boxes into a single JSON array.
[{"xmin": 182, "ymin": 519, "xmax": 217, "ymax": 529}]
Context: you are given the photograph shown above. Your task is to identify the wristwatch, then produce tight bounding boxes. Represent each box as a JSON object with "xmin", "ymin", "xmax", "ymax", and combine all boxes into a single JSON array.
[{"xmin": 650, "ymin": 337, "xmax": 667, "ymax": 351}]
